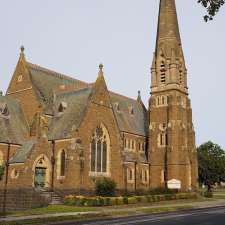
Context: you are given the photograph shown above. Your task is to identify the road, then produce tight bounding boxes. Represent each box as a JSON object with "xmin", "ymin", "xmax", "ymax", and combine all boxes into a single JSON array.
[{"xmin": 55, "ymin": 206, "xmax": 225, "ymax": 225}]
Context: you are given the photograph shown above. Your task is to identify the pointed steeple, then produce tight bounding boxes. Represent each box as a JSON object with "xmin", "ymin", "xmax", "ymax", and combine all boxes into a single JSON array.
[
  {"xmin": 155, "ymin": 0, "xmax": 182, "ymax": 58},
  {"xmin": 150, "ymin": 0, "xmax": 187, "ymax": 92}
]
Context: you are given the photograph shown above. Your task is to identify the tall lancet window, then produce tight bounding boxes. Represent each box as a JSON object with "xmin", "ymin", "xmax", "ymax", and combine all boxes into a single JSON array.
[
  {"xmin": 91, "ymin": 125, "xmax": 110, "ymax": 174},
  {"xmin": 160, "ymin": 61, "xmax": 166, "ymax": 84},
  {"xmin": 60, "ymin": 150, "xmax": 66, "ymax": 176}
]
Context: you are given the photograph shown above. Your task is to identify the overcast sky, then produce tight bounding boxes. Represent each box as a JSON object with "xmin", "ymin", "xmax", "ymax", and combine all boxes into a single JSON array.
[{"xmin": 0, "ymin": 0, "xmax": 224, "ymax": 148}]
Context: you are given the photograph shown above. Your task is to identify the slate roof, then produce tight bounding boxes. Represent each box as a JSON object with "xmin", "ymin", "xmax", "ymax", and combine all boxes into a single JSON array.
[
  {"xmin": 109, "ymin": 92, "xmax": 148, "ymax": 136},
  {"xmin": 27, "ymin": 62, "xmax": 90, "ymax": 104},
  {"xmin": 48, "ymin": 88, "xmax": 92, "ymax": 140},
  {"xmin": 9, "ymin": 141, "xmax": 35, "ymax": 164},
  {"xmin": 0, "ymin": 96, "xmax": 29, "ymax": 144}
]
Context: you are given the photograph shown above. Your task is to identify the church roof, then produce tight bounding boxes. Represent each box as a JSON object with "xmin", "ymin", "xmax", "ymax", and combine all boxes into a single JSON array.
[
  {"xmin": 48, "ymin": 88, "xmax": 92, "ymax": 140},
  {"xmin": 27, "ymin": 62, "xmax": 90, "ymax": 104},
  {"xmin": 9, "ymin": 140, "xmax": 35, "ymax": 164},
  {"xmin": 0, "ymin": 96, "xmax": 29, "ymax": 144},
  {"xmin": 110, "ymin": 92, "xmax": 148, "ymax": 136}
]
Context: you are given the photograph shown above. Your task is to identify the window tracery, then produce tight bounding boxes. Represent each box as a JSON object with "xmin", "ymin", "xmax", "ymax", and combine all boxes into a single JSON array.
[{"xmin": 91, "ymin": 125, "xmax": 109, "ymax": 174}]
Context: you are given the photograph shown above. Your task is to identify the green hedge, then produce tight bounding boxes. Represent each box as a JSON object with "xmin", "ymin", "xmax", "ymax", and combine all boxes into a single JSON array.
[{"xmin": 64, "ymin": 192, "xmax": 198, "ymax": 207}]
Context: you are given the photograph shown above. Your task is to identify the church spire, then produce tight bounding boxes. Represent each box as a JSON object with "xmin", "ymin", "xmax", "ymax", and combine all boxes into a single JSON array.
[
  {"xmin": 156, "ymin": 0, "xmax": 181, "ymax": 55},
  {"xmin": 151, "ymin": 0, "xmax": 187, "ymax": 93}
]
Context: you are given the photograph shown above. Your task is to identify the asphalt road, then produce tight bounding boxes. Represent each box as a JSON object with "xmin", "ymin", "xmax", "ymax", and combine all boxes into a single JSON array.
[{"xmin": 55, "ymin": 206, "xmax": 225, "ymax": 225}]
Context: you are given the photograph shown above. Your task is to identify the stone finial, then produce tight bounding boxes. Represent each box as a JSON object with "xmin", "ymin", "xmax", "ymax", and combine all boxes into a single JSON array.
[
  {"xmin": 98, "ymin": 63, "xmax": 104, "ymax": 77},
  {"xmin": 99, "ymin": 63, "xmax": 104, "ymax": 71},
  {"xmin": 20, "ymin": 45, "xmax": 25, "ymax": 53},
  {"xmin": 137, "ymin": 90, "xmax": 142, "ymax": 102}
]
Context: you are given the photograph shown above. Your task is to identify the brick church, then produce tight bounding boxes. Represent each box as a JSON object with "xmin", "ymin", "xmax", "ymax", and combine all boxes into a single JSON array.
[{"xmin": 0, "ymin": 0, "xmax": 198, "ymax": 195}]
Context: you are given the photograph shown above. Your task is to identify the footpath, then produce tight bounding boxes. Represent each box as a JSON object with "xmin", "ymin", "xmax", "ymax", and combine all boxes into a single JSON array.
[{"xmin": 1, "ymin": 198, "xmax": 225, "ymax": 223}]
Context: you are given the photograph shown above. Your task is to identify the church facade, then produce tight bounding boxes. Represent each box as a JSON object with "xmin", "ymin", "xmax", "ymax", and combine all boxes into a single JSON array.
[{"xmin": 0, "ymin": 0, "xmax": 198, "ymax": 195}]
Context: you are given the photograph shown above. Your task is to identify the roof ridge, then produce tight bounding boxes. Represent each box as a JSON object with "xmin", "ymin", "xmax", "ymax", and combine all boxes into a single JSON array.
[
  {"xmin": 109, "ymin": 91, "xmax": 138, "ymax": 103},
  {"xmin": 27, "ymin": 62, "xmax": 89, "ymax": 85},
  {"xmin": 56, "ymin": 87, "xmax": 92, "ymax": 97}
]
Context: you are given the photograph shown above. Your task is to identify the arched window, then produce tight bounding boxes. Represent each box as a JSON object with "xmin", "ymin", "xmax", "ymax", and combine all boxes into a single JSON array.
[
  {"xmin": 60, "ymin": 150, "xmax": 66, "ymax": 176},
  {"xmin": 91, "ymin": 125, "xmax": 110, "ymax": 173}
]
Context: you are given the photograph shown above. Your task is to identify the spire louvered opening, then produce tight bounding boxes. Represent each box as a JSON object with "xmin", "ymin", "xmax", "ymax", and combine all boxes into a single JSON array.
[{"xmin": 160, "ymin": 61, "xmax": 166, "ymax": 84}]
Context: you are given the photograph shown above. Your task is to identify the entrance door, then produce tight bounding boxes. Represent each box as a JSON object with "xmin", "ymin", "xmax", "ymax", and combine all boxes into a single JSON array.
[{"xmin": 34, "ymin": 167, "xmax": 46, "ymax": 189}]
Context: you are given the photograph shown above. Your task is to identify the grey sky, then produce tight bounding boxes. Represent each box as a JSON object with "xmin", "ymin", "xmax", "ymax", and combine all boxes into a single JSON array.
[{"xmin": 0, "ymin": 0, "xmax": 224, "ymax": 148}]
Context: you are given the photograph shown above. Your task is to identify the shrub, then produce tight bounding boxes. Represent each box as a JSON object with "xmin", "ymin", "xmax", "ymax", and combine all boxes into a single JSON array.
[
  {"xmin": 0, "ymin": 166, "xmax": 4, "ymax": 181},
  {"xmin": 204, "ymin": 191, "xmax": 213, "ymax": 198},
  {"xmin": 116, "ymin": 196, "xmax": 124, "ymax": 205},
  {"xmin": 148, "ymin": 187, "xmax": 178, "ymax": 195},
  {"xmin": 128, "ymin": 197, "xmax": 137, "ymax": 204},
  {"xmin": 123, "ymin": 196, "xmax": 128, "ymax": 204},
  {"xmin": 95, "ymin": 177, "xmax": 117, "ymax": 197}
]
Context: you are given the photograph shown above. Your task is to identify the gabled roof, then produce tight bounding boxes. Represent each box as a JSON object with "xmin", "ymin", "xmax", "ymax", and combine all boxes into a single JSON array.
[
  {"xmin": 25, "ymin": 62, "xmax": 148, "ymax": 138},
  {"xmin": 0, "ymin": 96, "xmax": 29, "ymax": 144},
  {"xmin": 48, "ymin": 88, "xmax": 92, "ymax": 140},
  {"xmin": 110, "ymin": 92, "xmax": 148, "ymax": 136},
  {"xmin": 9, "ymin": 140, "xmax": 35, "ymax": 164},
  {"xmin": 27, "ymin": 62, "xmax": 90, "ymax": 104}
]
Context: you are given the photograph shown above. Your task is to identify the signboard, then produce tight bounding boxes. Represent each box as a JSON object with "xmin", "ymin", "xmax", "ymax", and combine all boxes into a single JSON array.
[{"xmin": 167, "ymin": 179, "xmax": 181, "ymax": 189}]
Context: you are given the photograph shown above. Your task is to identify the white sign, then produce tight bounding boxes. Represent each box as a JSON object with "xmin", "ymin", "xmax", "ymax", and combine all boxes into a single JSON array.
[{"xmin": 167, "ymin": 179, "xmax": 181, "ymax": 189}]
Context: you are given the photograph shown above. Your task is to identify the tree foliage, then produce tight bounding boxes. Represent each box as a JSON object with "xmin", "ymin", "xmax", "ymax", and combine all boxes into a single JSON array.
[
  {"xmin": 197, "ymin": 141, "xmax": 225, "ymax": 185},
  {"xmin": 198, "ymin": 0, "xmax": 224, "ymax": 21}
]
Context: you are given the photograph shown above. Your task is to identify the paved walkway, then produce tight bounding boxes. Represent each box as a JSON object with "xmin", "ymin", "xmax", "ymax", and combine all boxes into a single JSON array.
[{"xmin": 1, "ymin": 199, "xmax": 225, "ymax": 222}]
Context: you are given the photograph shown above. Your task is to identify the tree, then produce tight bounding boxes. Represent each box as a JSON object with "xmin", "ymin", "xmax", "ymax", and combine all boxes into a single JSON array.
[
  {"xmin": 198, "ymin": 0, "xmax": 224, "ymax": 21},
  {"xmin": 197, "ymin": 141, "xmax": 225, "ymax": 185}
]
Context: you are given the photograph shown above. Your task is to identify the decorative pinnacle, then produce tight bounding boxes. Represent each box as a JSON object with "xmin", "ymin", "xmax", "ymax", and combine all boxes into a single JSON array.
[
  {"xmin": 99, "ymin": 63, "xmax": 104, "ymax": 71},
  {"xmin": 137, "ymin": 90, "xmax": 142, "ymax": 102},
  {"xmin": 20, "ymin": 45, "xmax": 25, "ymax": 53}
]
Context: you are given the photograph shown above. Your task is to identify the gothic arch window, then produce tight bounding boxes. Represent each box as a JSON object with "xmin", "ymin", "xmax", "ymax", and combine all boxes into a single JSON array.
[
  {"xmin": 91, "ymin": 125, "xmax": 110, "ymax": 174},
  {"xmin": 60, "ymin": 150, "xmax": 66, "ymax": 177},
  {"xmin": 57, "ymin": 150, "xmax": 66, "ymax": 178}
]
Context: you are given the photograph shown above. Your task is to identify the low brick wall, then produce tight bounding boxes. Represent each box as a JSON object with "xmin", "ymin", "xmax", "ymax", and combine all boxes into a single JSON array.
[{"xmin": 0, "ymin": 188, "xmax": 49, "ymax": 212}]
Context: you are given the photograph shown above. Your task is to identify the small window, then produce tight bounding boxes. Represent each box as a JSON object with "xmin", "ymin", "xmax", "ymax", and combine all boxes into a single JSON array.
[
  {"xmin": 115, "ymin": 103, "xmax": 120, "ymax": 112},
  {"xmin": 129, "ymin": 106, "xmax": 134, "ymax": 115},
  {"xmin": 138, "ymin": 142, "xmax": 141, "ymax": 151},
  {"xmin": 128, "ymin": 140, "xmax": 130, "ymax": 149},
  {"xmin": 127, "ymin": 168, "xmax": 134, "ymax": 181},
  {"xmin": 17, "ymin": 75, "xmax": 23, "ymax": 82},
  {"xmin": 0, "ymin": 103, "xmax": 9, "ymax": 117},
  {"xmin": 58, "ymin": 102, "xmax": 67, "ymax": 113},
  {"xmin": 159, "ymin": 133, "xmax": 168, "ymax": 147}
]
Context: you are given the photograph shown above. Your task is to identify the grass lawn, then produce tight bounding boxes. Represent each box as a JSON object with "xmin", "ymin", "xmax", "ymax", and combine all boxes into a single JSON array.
[
  {"xmin": 0, "ymin": 196, "xmax": 216, "ymax": 218},
  {"xmin": 1, "ymin": 205, "xmax": 98, "ymax": 217}
]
